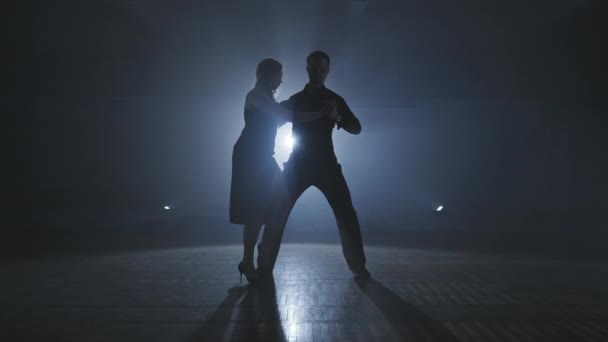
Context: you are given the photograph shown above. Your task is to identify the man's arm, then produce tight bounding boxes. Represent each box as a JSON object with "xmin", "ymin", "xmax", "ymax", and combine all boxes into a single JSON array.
[{"xmin": 335, "ymin": 97, "xmax": 361, "ymax": 135}]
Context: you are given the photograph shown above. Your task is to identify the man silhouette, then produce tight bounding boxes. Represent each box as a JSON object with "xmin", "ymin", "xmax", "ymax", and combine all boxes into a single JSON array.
[{"xmin": 258, "ymin": 50, "xmax": 370, "ymax": 279}]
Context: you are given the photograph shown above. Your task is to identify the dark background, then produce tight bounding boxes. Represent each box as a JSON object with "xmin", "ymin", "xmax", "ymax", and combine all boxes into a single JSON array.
[{"xmin": 12, "ymin": 0, "xmax": 608, "ymax": 257}]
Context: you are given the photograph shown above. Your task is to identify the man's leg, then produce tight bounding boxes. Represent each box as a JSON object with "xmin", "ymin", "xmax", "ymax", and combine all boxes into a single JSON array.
[
  {"xmin": 257, "ymin": 161, "xmax": 308, "ymax": 275},
  {"xmin": 317, "ymin": 163, "xmax": 367, "ymax": 273}
]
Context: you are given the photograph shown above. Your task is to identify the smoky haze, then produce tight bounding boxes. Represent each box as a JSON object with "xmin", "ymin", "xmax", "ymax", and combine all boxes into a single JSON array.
[{"xmin": 19, "ymin": 0, "xmax": 607, "ymax": 235}]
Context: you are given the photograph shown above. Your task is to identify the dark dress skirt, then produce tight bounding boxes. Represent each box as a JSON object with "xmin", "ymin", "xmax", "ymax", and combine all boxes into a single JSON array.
[
  {"xmin": 229, "ymin": 142, "xmax": 281, "ymax": 225},
  {"xmin": 229, "ymin": 87, "xmax": 281, "ymax": 225}
]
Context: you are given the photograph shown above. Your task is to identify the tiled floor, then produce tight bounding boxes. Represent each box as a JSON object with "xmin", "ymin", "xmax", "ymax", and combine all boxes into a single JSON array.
[{"xmin": 2, "ymin": 244, "xmax": 608, "ymax": 341}]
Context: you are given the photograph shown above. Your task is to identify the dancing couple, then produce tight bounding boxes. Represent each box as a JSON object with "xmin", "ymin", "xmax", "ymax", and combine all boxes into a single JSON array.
[{"xmin": 230, "ymin": 50, "xmax": 370, "ymax": 284}]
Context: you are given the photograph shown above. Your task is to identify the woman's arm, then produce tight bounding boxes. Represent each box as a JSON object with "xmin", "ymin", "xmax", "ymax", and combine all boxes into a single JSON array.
[
  {"xmin": 247, "ymin": 89, "xmax": 332, "ymax": 123},
  {"xmin": 280, "ymin": 98, "xmax": 333, "ymax": 123},
  {"xmin": 245, "ymin": 89, "xmax": 294, "ymax": 122},
  {"xmin": 292, "ymin": 109, "xmax": 328, "ymax": 123}
]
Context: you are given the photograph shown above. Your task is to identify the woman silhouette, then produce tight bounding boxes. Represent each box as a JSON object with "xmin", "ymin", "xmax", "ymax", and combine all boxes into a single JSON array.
[{"xmin": 230, "ymin": 58, "xmax": 334, "ymax": 283}]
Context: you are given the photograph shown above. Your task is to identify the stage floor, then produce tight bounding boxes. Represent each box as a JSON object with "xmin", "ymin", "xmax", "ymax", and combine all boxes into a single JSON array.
[{"xmin": 2, "ymin": 244, "xmax": 608, "ymax": 341}]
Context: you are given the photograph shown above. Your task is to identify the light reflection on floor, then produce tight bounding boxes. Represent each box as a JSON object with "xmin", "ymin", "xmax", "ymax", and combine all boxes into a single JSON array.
[{"xmin": 2, "ymin": 244, "xmax": 608, "ymax": 341}]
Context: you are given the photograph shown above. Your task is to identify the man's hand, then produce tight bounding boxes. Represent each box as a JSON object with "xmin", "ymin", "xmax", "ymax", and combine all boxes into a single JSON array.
[{"xmin": 320, "ymin": 100, "xmax": 339, "ymax": 120}]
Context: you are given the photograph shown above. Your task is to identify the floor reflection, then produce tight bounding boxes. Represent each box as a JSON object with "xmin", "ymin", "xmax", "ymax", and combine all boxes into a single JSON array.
[{"xmin": 6, "ymin": 244, "xmax": 608, "ymax": 341}]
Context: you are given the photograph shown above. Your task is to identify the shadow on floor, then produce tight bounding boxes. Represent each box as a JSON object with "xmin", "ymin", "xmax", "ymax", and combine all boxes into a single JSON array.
[
  {"xmin": 356, "ymin": 278, "xmax": 462, "ymax": 341},
  {"xmin": 188, "ymin": 278, "xmax": 287, "ymax": 342},
  {"xmin": 188, "ymin": 277, "xmax": 462, "ymax": 341},
  {"xmin": 186, "ymin": 285, "xmax": 247, "ymax": 342}
]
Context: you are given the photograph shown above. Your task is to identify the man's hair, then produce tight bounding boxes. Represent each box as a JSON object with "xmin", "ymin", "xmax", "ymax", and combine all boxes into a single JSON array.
[
  {"xmin": 306, "ymin": 50, "xmax": 330, "ymax": 66},
  {"xmin": 256, "ymin": 58, "xmax": 282, "ymax": 84}
]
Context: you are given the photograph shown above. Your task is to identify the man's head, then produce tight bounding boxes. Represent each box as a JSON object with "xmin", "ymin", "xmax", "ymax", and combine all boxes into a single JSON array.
[
  {"xmin": 256, "ymin": 58, "xmax": 283, "ymax": 91},
  {"xmin": 306, "ymin": 50, "xmax": 330, "ymax": 86}
]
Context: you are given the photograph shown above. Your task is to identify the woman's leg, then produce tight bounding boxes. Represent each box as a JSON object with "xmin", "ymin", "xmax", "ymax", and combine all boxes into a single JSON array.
[{"xmin": 242, "ymin": 224, "xmax": 262, "ymax": 266}]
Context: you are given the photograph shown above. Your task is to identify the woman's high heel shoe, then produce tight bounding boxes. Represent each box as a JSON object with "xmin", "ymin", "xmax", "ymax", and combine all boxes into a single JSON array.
[{"xmin": 238, "ymin": 261, "xmax": 258, "ymax": 284}]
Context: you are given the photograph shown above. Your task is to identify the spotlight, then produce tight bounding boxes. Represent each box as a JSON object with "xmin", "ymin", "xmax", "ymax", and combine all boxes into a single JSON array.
[
  {"xmin": 436, "ymin": 205, "xmax": 444, "ymax": 212},
  {"xmin": 164, "ymin": 205, "xmax": 171, "ymax": 210},
  {"xmin": 284, "ymin": 134, "xmax": 295, "ymax": 148}
]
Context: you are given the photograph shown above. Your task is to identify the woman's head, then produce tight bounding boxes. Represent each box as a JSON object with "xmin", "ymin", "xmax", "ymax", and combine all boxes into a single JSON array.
[{"xmin": 256, "ymin": 58, "xmax": 283, "ymax": 91}]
